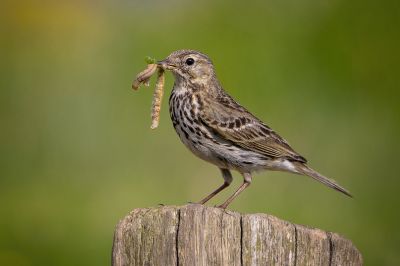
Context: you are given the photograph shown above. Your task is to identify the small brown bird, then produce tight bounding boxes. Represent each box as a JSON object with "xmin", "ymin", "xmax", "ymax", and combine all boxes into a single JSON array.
[{"xmin": 157, "ymin": 49, "xmax": 351, "ymax": 209}]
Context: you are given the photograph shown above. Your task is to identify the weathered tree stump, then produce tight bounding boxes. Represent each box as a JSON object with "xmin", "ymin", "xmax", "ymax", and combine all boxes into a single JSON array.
[{"xmin": 112, "ymin": 204, "xmax": 362, "ymax": 265}]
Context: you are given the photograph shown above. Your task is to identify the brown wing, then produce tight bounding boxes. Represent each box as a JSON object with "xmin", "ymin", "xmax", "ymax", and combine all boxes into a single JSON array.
[{"xmin": 199, "ymin": 93, "xmax": 307, "ymax": 163}]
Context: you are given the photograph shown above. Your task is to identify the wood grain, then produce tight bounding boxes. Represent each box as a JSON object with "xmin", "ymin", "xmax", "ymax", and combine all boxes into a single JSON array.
[{"xmin": 112, "ymin": 204, "xmax": 362, "ymax": 266}]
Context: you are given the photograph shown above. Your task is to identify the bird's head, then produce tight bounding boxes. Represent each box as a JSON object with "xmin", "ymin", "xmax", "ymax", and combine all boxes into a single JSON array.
[{"xmin": 157, "ymin": 50, "xmax": 215, "ymax": 86}]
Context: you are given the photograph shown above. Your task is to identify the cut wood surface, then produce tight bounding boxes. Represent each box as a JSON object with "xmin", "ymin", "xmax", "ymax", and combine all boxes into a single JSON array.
[{"xmin": 112, "ymin": 204, "xmax": 362, "ymax": 266}]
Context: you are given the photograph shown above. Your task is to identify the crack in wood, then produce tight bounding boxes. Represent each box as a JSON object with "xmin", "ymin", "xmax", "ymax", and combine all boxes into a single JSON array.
[
  {"xmin": 240, "ymin": 215, "xmax": 243, "ymax": 266},
  {"xmin": 176, "ymin": 208, "xmax": 181, "ymax": 266},
  {"xmin": 294, "ymin": 224, "xmax": 298, "ymax": 266},
  {"xmin": 328, "ymin": 232, "xmax": 333, "ymax": 266}
]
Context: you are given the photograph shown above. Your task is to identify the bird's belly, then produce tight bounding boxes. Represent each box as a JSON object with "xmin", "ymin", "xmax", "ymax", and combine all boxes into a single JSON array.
[
  {"xmin": 171, "ymin": 116, "xmax": 218, "ymax": 165},
  {"xmin": 172, "ymin": 117, "xmax": 269, "ymax": 171},
  {"xmin": 169, "ymin": 92, "xmax": 227, "ymax": 167},
  {"xmin": 169, "ymin": 91, "xmax": 269, "ymax": 172},
  {"xmin": 173, "ymin": 127, "xmax": 225, "ymax": 166}
]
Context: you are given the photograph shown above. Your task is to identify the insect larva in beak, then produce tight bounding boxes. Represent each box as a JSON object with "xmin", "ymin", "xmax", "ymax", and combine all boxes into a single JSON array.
[
  {"xmin": 150, "ymin": 68, "xmax": 165, "ymax": 129},
  {"xmin": 132, "ymin": 63, "xmax": 157, "ymax": 90}
]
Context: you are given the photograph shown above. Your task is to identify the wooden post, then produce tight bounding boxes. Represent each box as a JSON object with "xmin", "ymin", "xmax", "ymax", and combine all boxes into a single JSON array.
[{"xmin": 112, "ymin": 204, "xmax": 362, "ymax": 266}]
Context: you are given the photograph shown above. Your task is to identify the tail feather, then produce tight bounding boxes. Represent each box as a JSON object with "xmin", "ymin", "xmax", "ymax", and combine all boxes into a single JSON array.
[{"xmin": 293, "ymin": 162, "xmax": 352, "ymax": 197}]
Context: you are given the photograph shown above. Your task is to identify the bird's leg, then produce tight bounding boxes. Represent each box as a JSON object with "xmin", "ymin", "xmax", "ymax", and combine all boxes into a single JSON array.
[
  {"xmin": 197, "ymin": 168, "xmax": 233, "ymax": 205},
  {"xmin": 218, "ymin": 172, "xmax": 252, "ymax": 209}
]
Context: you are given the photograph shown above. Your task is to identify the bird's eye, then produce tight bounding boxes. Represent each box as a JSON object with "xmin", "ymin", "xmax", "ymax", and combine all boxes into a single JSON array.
[{"xmin": 185, "ymin": 58, "xmax": 195, "ymax": 66}]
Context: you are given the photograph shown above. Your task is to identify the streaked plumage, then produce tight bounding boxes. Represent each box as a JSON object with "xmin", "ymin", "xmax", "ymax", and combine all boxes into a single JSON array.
[{"xmin": 158, "ymin": 49, "xmax": 351, "ymax": 208}]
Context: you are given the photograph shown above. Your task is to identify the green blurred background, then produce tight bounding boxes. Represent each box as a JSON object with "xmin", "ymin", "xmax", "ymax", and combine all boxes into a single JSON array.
[{"xmin": 1, "ymin": 0, "xmax": 399, "ymax": 265}]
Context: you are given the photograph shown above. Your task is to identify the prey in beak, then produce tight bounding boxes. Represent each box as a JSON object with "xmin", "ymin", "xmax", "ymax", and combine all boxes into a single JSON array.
[{"xmin": 132, "ymin": 58, "xmax": 166, "ymax": 129}]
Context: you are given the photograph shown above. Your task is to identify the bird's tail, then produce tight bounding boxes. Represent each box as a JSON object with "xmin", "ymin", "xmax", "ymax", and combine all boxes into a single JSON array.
[{"xmin": 292, "ymin": 162, "xmax": 352, "ymax": 197}]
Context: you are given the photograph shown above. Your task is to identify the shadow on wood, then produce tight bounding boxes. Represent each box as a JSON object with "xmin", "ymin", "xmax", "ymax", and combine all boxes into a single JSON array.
[{"xmin": 112, "ymin": 204, "xmax": 362, "ymax": 265}]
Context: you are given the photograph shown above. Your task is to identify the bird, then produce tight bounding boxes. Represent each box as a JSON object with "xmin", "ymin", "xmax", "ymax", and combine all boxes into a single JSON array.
[{"xmin": 156, "ymin": 49, "xmax": 351, "ymax": 209}]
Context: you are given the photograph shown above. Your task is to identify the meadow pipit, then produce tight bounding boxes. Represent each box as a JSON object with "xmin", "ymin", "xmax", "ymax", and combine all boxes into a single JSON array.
[{"xmin": 157, "ymin": 50, "xmax": 351, "ymax": 209}]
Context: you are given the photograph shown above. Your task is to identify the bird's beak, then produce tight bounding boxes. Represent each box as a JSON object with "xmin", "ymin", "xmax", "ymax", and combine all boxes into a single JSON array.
[{"xmin": 157, "ymin": 59, "xmax": 176, "ymax": 70}]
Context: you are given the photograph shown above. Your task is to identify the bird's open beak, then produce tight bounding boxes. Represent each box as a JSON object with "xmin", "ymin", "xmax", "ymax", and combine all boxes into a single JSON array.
[{"xmin": 157, "ymin": 59, "xmax": 176, "ymax": 70}]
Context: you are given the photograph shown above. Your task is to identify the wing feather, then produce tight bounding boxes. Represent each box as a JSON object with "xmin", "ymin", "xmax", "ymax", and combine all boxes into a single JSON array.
[{"xmin": 199, "ymin": 94, "xmax": 307, "ymax": 163}]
